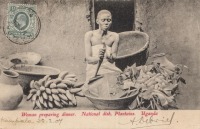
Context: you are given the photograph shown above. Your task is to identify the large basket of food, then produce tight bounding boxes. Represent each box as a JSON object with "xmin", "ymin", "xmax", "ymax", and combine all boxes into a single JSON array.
[
  {"xmin": 84, "ymin": 72, "xmax": 140, "ymax": 110},
  {"xmin": 85, "ymin": 90, "xmax": 139, "ymax": 110},
  {"xmin": 115, "ymin": 31, "xmax": 149, "ymax": 71}
]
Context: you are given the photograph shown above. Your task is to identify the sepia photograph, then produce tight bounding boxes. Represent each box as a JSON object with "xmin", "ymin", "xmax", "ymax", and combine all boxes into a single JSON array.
[{"xmin": 0, "ymin": 0, "xmax": 199, "ymax": 129}]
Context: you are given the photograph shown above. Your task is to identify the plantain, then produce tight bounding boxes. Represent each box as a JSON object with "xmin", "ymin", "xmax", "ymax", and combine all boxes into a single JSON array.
[
  {"xmin": 36, "ymin": 90, "xmax": 41, "ymax": 96},
  {"xmin": 48, "ymin": 101, "xmax": 54, "ymax": 109},
  {"xmin": 46, "ymin": 76, "xmax": 51, "ymax": 82},
  {"xmin": 50, "ymin": 83, "xmax": 57, "ymax": 89},
  {"xmin": 30, "ymin": 80, "xmax": 35, "ymax": 89},
  {"xmin": 51, "ymin": 89, "xmax": 59, "ymax": 94},
  {"xmin": 43, "ymin": 101, "xmax": 48, "ymax": 108},
  {"xmin": 48, "ymin": 95, "xmax": 53, "ymax": 102},
  {"xmin": 52, "ymin": 78, "xmax": 62, "ymax": 84},
  {"xmin": 32, "ymin": 100, "xmax": 37, "ymax": 110},
  {"xmin": 40, "ymin": 86, "xmax": 46, "ymax": 92},
  {"xmin": 54, "ymin": 100, "xmax": 63, "ymax": 108},
  {"xmin": 36, "ymin": 99, "xmax": 42, "ymax": 109},
  {"xmin": 56, "ymin": 83, "xmax": 68, "ymax": 89},
  {"xmin": 34, "ymin": 81, "xmax": 41, "ymax": 89},
  {"xmin": 43, "ymin": 75, "xmax": 50, "ymax": 82},
  {"xmin": 146, "ymin": 71, "xmax": 155, "ymax": 77},
  {"xmin": 61, "ymin": 99, "xmax": 69, "ymax": 106},
  {"xmin": 154, "ymin": 83, "xmax": 159, "ymax": 89},
  {"xmin": 58, "ymin": 94, "xmax": 69, "ymax": 101},
  {"xmin": 158, "ymin": 75, "xmax": 165, "ymax": 80},
  {"xmin": 58, "ymin": 71, "xmax": 69, "ymax": 80},
  {"xmin": 71, "ymin": 94, "xmax": 77, "ymax": 106},
  {"xmin": 42, "ymin": 92, "xmax": 48, "ymax": 100},
  {"xmin": 29, "ymin": 89, "xmax": 37, "ymax": 94},
  {"xmin": 66, "ymin": 90, "xmax": 73, "ymax": 101},
  {"xmin": 155, "ymin": 77, "xmax": 163, "ymax": 83},
  {"xmin": 57, "ymin": 88, "xmax": 67, "ymax": 94},
  {"xmin": 45, "ymin": 88, "xmax": 52, "ymax": 94},
  {"xmin": 73, "ymin": 82, "xmax": 84, "ymax": 88},
  {"xmin": 38, "ymin": 78, "xmax": 46, "ymax": 86},
  {"xmin": 160, "ymin": 78, "xmax": 168, "ymax": 85},
  {"xmin": 69, "ymin": 88, "xmax": 82, "ymax": 94},
  {"xmin": 27, "ymin": 93, "xmax": 34, "ymax": 101},
  {"xmin": 144, "ymin": 73, "xmax": 161, "ymax": 85},
  {"xmin": 144, "ymin": 65, "xmax": 148, "ymax": 73},
  {"xmin": 146, "ymin": 80, "xmax": 158, "ymax": 87},
  {"xmin": 64, "ymin": 74, "xmax": 76, "ymax": 79},
  {"xmin": 61, "ymin": 80, "xmax": 75, "ymax": 86},
  {"xmin": 66, "ymin": 78, "xmax": 77, "ymax": 82},
  {"xmin": 45, "ymin": 80, "xmax": 53, "ymax": 88},
  {"xmin": 31, "ymin": 94, "xmax": 37, "ymax": 101},
  {"xmin": 137, "ymin": 76, "xmax": 150, "ymax": 84},
  {"xmin": 39, "ymin": 96, "xmax": 44, "ymax": 104},
  {"xmin": 52, "ymin": 94, "xmax": 60, "ymax": 101}
]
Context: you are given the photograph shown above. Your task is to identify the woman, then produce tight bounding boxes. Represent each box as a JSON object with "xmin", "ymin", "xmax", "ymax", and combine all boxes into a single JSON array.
[{"xmin": 84, "ymin": 10, "xmax": 122, "ymax": 80}]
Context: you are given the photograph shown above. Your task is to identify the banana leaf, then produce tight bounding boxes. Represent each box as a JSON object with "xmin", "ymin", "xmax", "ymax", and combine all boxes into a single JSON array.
[
  {"xmin": 139, "ymin": 89, "xmax": 153, "ymax": 100},
  {"xmin": 151, "ymin": 90, "xmax": 176, "ymax": 107},
  {"xmin": 122, "ymin": 80, "xmax": 134, "ymax": 90},
  {"xmin": 151, "ymin": 93, "xmax": 168, "ymax": 107},
  {"xmin": 163, "ymin": 84, "xmax": 178, "ymax": 91}
]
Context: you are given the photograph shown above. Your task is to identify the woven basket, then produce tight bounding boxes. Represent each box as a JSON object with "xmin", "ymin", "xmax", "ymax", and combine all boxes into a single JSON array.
[
  {"xmin": 115, "ymin": 31, "xmax": 149, "ymax": 71},
  {"xmin": 85, "ymin": 89, "xmax": 139, "ymax": 110}
]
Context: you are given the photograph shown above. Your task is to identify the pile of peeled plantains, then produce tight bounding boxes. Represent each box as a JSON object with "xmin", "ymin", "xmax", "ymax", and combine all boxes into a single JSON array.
[{"xmin": 117, "ymin": 53, "xmax": 187, "ymax": 110}]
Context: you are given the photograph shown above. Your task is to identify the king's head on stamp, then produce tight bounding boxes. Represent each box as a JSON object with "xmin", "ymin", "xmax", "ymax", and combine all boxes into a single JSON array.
[{"xmin": 14, "ymin": 13, "xmax": 28, "ymax": 30}]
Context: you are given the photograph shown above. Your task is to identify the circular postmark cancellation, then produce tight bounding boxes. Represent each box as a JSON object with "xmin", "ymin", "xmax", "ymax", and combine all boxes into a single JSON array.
[{"xmin": 3, "ymin": 3, "xmax": 41, "ymax": 45}]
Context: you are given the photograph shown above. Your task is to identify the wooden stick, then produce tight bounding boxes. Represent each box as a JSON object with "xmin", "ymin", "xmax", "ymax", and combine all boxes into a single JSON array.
[{"xmin": 94, "ymin": 43, "xmax": 106, "ymax": 77}]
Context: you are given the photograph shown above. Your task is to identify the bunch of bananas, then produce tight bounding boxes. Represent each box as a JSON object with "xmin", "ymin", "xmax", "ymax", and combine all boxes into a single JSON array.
[{"xmin": 26, "ymin": 71, "xmax": 84, "ymax": 110}]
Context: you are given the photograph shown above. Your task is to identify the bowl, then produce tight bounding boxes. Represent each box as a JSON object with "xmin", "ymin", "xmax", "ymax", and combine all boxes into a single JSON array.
[
  {"xmin": 115, "ymin": 31, "xmax": 149, "ymax": 71},
  {"xmin": 8, "ymin": 52, "xmax": 41, "ymax": 65},
  {"xmin": 84, "ymin": 89, "xmax": 139, "ymax": 110},
  {"xmin": 12, "ymin": 64, "xmax": 60, "ymax": 95}
]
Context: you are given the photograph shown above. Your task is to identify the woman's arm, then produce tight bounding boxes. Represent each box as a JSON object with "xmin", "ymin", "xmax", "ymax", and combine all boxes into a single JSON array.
[
  {"xmin": 111, "ymin": 33, "xmax": 119, "ymax": 59},
  {"xmin": 106, "ymin": 32, "xmax": 119, "ymax": 62},
  {"xmin": 84, "ymin": 31, "xmax": 99, "ymax": 64}
]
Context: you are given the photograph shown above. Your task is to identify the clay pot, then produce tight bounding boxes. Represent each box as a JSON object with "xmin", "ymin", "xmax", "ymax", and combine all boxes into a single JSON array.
[
  {"xmin": 0, "ymin": 70, "xmax": 23, "ymax": 110},
  {"xmin": 152, "ymin": 53, "xmax": 176, "ymax": 71}
]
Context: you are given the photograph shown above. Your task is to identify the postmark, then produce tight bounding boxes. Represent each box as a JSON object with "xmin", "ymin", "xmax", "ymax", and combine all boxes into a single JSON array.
[{"xmin": 4, "ymin": 3, "xmax": 40, "ymax": 45}]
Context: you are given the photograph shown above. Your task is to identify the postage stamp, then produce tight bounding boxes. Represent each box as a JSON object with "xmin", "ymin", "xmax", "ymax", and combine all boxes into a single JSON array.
[{"xmin": 5, "ymin": 3, "xmax": 40, "ymax": 44}]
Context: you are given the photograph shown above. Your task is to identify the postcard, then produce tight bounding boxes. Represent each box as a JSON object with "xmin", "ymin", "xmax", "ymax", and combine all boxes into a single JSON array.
[{"xmin": 0, "ymin": 0, "xmax": 199, "ymax": 129}]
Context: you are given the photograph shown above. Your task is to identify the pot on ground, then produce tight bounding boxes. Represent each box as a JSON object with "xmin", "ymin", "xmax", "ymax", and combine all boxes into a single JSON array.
[{"xmin": 0, "ymin": 70, "xmax": 23, "ymax": 110}]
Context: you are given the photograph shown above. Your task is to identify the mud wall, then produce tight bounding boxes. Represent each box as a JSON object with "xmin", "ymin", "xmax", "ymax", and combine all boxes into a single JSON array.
[
  {"xmin": 137, "ymin": 0, "xmax": 200, "ymax": 109},
  {"xmin": 0, "ymin": 0, "xmax": 90, "ymax": 81}
]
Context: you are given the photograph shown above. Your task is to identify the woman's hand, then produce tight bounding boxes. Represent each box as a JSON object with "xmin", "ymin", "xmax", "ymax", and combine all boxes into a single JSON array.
[
  {"xmin": 106, "ymin": 54, "xmax": 114, "ymax": 63},
  {"xmin": 99, "ymin": 48, "xmax": 106, "ymax": 60}
]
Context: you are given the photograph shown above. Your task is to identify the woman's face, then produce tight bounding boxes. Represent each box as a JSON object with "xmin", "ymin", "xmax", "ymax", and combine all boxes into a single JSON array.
[{"xmin": 97, "ymin": 13, "xmax": 112, "ymax": 31}]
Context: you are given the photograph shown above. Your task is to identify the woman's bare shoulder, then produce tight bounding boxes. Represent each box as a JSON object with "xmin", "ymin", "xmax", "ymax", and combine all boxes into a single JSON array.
[
  {"xmin": 85, "ymin": 31, "xmax": 93, "ymax": 37},
  {"xmin": 108, "ymin": 31, "xmax": 119, "ymax": 36}
]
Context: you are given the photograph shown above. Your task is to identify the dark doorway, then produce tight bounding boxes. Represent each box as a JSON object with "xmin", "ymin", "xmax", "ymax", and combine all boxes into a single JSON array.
[{"xmin": 94, "ymin": 0, "xmax": 135, "ymax": 33}]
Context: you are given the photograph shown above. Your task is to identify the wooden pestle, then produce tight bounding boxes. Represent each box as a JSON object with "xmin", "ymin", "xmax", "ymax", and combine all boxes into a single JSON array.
[{"xmin": 94, "ymin": 43, "xmax": 106, "ymax": 77}]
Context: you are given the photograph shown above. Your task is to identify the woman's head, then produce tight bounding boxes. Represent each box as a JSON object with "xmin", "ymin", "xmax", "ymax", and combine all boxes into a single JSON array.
[{"xmin": 96, "ymin": 10, "xmax": 112, "ymax": 31}]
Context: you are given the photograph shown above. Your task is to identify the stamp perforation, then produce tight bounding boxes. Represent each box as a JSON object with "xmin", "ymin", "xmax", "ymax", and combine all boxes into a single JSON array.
[{"xmin": 4, "ymin": 3, "xmax": 40, "ymax": 45}]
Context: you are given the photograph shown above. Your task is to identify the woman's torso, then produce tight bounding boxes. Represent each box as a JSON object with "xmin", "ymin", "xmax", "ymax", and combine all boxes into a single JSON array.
[{"xmin": 90, "ymin": 30, "xmax": 115, "ymax": 47}]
